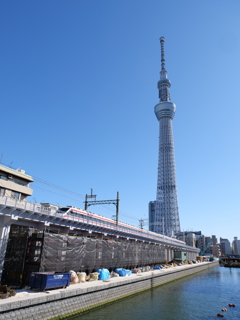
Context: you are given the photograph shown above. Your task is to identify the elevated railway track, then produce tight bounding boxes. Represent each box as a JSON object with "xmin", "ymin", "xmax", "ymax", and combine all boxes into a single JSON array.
[{"xmin": 0, "ymin": 195, "xmax": 199, "ymax": 282}]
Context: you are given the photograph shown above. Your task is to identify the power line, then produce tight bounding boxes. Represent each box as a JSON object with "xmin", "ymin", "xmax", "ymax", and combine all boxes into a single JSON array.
[
  {"xmin": 32, "ymin": 176, "xmax": 85, "ymax": 198},
  {"xmin": 0, "ymin": 161, "xmax": 143, "ymax": 224},
  {"xmin": 33, "ymin": 185, "xmax": 83, "ymax": 204}
]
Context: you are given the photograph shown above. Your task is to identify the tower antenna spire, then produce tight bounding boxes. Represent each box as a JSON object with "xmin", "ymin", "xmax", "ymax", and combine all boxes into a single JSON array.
[{"xmin": 160, "ymin": 37, "xmax": 168, "ymax": 80}]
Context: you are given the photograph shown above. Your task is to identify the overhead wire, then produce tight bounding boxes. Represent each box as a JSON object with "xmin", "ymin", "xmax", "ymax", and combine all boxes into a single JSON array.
[
  {"xmin": 33, "ymin": 185, "xmax": 84, "ymax": 205},
  {"xmin": 0, "ymin": 161, "xmax": 143, "ymax": 223},
  {"xmin": 31, "ymin": 176, "xmax": 140, "ymax": 221},
  {"xmin": 32, "ymin": 176, "xmax": 85, "ymax": 199}
]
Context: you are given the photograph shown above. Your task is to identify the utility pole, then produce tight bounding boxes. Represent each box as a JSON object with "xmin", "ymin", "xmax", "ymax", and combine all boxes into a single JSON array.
[
  {"xmin": 84, "ymin": 190, "xmax": 120, "ymax": 225},
  {"xmin": 84, "ymin": 189, "xmax": 96, "ymax": 211},
  {"xmin": 162, "ymin": 217, "xmax": 165, "ymax": 236},
  {"xmin": 139, "ymin": 219, "xmax": 144, "ymax": 229},
  {"xmin": 116, "ymin": 191, "xmax": 119, "ymax": 225},
  {"xmin": 139, "ymin": 218, "xmax": 148, "ymax": 229}
]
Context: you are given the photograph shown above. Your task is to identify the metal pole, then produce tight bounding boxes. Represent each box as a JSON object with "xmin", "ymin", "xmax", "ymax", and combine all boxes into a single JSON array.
[
  {"xmin": 139, "ymin": 219, "xmax": 144, "ymax": 229},
  {"xmin": 162, "ymin": 217, "xmax": 164, "ymax": 236},
  {"xmin": 84, "ymin": 194, "xmax": 88, "ymax": 211},
  {"xmin": 116, "ymin": 192, "xmax": 119, "ymax": 226}
]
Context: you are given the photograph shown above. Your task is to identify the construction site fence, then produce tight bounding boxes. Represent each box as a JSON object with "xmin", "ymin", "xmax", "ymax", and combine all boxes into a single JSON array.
[{"xmin": 40, "ymin": 232, "xmax": 167, "ymax": 273}]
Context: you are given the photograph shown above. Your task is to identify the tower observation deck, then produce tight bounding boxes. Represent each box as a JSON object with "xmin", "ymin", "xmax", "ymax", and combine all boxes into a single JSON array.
[{"xmin": 149, "ymin": 37, "xmax": 181, "ymax": 237}]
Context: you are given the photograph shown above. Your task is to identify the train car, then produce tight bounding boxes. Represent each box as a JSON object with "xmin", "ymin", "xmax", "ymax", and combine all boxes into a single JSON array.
[{"xmin": 57, "ymin": 206, "xmax": 185, "ymax": 246}]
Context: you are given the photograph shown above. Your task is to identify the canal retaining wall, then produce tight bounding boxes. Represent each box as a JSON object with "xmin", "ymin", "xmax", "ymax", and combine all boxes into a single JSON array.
[{"xmin": 0, "ymin": 261, "xmax": 218, "ymax": 320}]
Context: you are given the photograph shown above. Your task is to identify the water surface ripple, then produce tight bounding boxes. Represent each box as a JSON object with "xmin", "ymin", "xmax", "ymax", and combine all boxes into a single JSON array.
[{"xmin": 72, "ymin": 266, "xmax": 240, "ymax": 320}]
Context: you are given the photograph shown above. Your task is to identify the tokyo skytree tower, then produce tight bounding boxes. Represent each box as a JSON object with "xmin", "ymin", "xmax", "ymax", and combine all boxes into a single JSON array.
[{"xmin": 149, "ymin": 37, "xmax": 181, "ymax": 237}]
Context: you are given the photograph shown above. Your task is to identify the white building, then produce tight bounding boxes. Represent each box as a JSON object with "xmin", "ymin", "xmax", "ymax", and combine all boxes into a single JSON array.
[
  {"xmin": 232, "ymin": 237, "xmax": 240, "ymax": 255},
  {"xmin": 176, "ymin": 232, "xmax": 196, "ymax": 247},
  {"xmin": 0, "ymin": 164, "xmax": 33, "ymax": 201}
]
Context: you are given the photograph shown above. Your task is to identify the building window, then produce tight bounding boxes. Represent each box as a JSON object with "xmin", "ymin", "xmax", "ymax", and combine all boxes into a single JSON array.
[
  {"xmin": 0, "ymin": 188, "xmax": 5, "ymax": 196},
  {"xmin": 11, "ymin": 191, "xmax": 20, "ymax": 200},
  {"xmin": 20, "ymin": 194, "xmax": 27, "ymax": 201}
]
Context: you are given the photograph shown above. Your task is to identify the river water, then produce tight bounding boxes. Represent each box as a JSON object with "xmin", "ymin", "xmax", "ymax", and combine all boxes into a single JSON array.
[{"xmin": 72, "ymin": 266, "xmax": 239, "ymax": 320}]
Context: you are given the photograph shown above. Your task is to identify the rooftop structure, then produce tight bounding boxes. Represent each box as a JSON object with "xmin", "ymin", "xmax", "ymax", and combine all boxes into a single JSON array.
[{"xmin": 0, "ymin": 164, "xmax": 33, "ymax": 201}]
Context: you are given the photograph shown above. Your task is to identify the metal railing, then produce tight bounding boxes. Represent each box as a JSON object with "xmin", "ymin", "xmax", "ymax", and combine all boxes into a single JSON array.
[{"xmin": 0, "ymin": 195, "xmax": 199, "ymax": 252}]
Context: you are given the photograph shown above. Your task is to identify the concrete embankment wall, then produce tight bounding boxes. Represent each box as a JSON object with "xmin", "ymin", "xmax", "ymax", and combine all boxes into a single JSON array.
[{"xmin": 0, "ymin": 261, "xmax": 218, "ymax": 320}]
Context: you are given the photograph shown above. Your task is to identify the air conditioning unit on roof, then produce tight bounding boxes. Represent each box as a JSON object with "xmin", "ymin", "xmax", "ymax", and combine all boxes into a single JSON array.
[{"xmin": 17, "ymin": 169, "xmax": 25, "ymax": 174}]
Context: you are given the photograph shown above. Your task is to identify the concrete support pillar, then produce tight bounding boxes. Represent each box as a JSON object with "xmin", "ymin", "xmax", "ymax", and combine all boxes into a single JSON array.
[
  {"xmin": 0, "ymin": 216, "xmax": 12, "ymax": 280},
  {"xmin": 186, "ymin": 251, "xmax": 197, "ymax": 261},
  {"xmin": 170, "ymin": 249, "xmax": 174, "ymax": 261},
  {"xmin": 164, "ymin": 248, "xmax": 167, "ymax": 261},
  {"xmin": 165, "ymin": 248, "xmax": 173, "ymax": 262}
]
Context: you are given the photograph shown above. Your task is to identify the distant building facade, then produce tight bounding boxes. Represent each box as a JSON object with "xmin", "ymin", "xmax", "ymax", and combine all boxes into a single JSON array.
[
  {"xmin": 211, "ymin": 244, "xmax": 221, "ymax": 257},
  {"xmin": 212, "ymin": 235, "xmax": 217, "ymax": 246},
  {"xmin": 176, "ymin": 231, "xmax": 198, "ymax": 247},
  {"xmin": 220, "ymin": 237, "xmax": 232, "ymax": 255},
  {"xmin": 232, "ymin": 237, "xmax": 240, "ymax": 255},
  {"xmin": 196, "ymin": 235, "xmax": 205, "ymax": 252}
]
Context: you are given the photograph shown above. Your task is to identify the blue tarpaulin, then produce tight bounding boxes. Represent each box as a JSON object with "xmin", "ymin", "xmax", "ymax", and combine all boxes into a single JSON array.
[
  {"xmin": 97, "ymin": 268, "xmax": 110, "ymax": 280},
  {"xmin": 154, "ymin": 266, "xmax": 163, "ymax": 270},
  {"xmin": 115, "ymin": 268, "xmax": 132, "ymax": 276}
]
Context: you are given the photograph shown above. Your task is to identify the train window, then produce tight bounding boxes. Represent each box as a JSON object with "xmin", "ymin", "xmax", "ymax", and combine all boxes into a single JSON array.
[{"xmin": 59, "ymin": 208, "xmax": 70, "ymax": 212}]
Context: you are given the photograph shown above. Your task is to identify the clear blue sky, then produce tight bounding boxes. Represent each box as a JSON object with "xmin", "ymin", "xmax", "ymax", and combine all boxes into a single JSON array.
[{"xmin": 1, "ymin": 1, "xmax": 239, "ymax": 242}]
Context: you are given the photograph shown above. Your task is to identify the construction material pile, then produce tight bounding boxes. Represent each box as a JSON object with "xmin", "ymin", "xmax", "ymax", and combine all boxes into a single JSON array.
[{"xmin": 0, "ymin": 285, "xmax": 16, "ymax": 299}]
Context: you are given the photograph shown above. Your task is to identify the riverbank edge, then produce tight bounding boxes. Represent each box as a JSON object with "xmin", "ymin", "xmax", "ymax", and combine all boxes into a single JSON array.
[{"xmin": 0, "ymin": 261, "xmax": 218, "ymax": 320}]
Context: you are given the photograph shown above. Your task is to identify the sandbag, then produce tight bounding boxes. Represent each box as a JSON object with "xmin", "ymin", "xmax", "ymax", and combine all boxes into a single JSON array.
[
  {"xmin": 69, "ymin": 270, "xmax": 79, "ymax": 283},
  {"xmin": 77, "ymin": 272, "xmax": 86, "ymax": 283},
  {"xmin": 90, "ymin": 272, "xmax": 99, "ymax": 281}
]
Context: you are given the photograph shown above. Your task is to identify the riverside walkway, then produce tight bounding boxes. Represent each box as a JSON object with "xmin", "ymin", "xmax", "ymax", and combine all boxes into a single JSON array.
[{"xmin": 0, "ymin": 261, "xmax": 218, "ymax": 320}]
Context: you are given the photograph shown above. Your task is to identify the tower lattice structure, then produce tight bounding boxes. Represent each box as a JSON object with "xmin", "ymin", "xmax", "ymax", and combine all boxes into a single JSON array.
[{"xmin": 149, "ymin": 37, "xmax": 181, "ymax": 237}]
